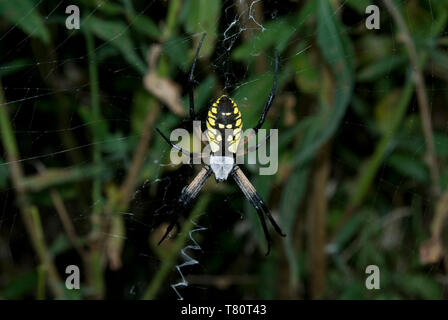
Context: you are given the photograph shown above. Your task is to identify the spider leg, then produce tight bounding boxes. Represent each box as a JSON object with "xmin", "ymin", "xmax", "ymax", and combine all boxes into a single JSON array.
[
  {"xmin": 253, "ymin": 50, "xmax": 278, "ymax": 133},
  {"xmin": 155, "ymin": 128, "xmax": 205, "ymax": 160},
  {"xmin": 253, "ymin": 192, "xmax": 286, "ymax": 237},
  {"xmin": 236, "ymin": 128, "xmax": 273, "ymax": 156},
  {"xmin": 231, "ymin": 166, "xmax": 286, "ymax": 256},
  {"xmin": 237, "ymin": 116, "xmax": 280, "ymax": 156},
  {"xmin": 158, "ymin": 219, "xmax": 177, "ymax": 245},
  {"xmin": 158, "ymin": 218, "xmax": 182, "ymax": 245},
  {"xmin": 193, "ymin": 120, "xmax": 208, "ymax": 147},
  {"xmin": 254, "ymin": 202, "xmax": 272, "ymax": 256},
  {"xmin": 188, "ymin": 33, "xmax": 207, "ymax": 120},
  {"xmin": 158, "ymin": 166, "xmax": 212, "ymax": 244}
]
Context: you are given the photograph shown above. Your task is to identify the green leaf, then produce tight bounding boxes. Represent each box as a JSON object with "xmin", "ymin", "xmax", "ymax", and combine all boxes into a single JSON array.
[
  {"xmin": 386, "ymin": 153, "xmax": 428, "ymax": 182},
  {"xmin": 434, "ymin": 133, "xmax": 448, "ymax": 157},
  {"xmin": 79, "ymin": 0, "xmax": 124, "ymax": 16},
  {"xmin": 121, "ymin": 0, "xmax": 161, "ymax": 39},
  {"xmin": 374, "ymin": 90, "xmax": 402, "ymax": 134},
  {"xmin": 183, "ymin": 0, "xmax": 221, "ymax": 57},
  {"xmin": 257, "ymin": 251, "xmax": 279, "ymax": 299},
  {"xmin": 195, "ymin": 75, "xmax": 216, "ymax": 110},
  {"xmin": 429, "ymin": 48, "xmax": 448, "ymax": 73},
  {"xmin": 357, "ymin": 35, "xmax": 394, "ymax": 65},
  {"xmin": 77, "ymin": 104, "xmax": 109, "ymax": 141},
  {"xmin": 393, "ymin": 274, "xmax": 443, "ymax": 299},
  {"xmin": 280, "ymin": 168, "xmax": 308, "ymax": 237},
  {"xmin": 293, "ymin": 42, "xmax": 320, "ymax": 94},
  {"xmin": 49, "ymin": 233, "xmax": 72, "ymax": 256},
  {"xmin": 163, "ymin": 36, "xmax": 190, "ymax": 71},
  {"xmin": 316, "ymin": 0, "xmax": 354, "ymax": 108},
  {"xmin": 131, "ymin": 90, "xmax": 153, "ymax": 134},
  {"xmin": 130, "ymin": 15, "xmax": 161, "ymax": 39},
  {"xmin": 290, "ymin": 0, "xmax": 354, "ymax": 168},
  {"xmin": 404, "ymin": 1, "xmax": 434, "ymax": 37},
  {"xmin": 357, "ymin": 55, "xmax": 407, "ymax": 82},
  {"xmin": 233, "ymin": 73, "xmax": 274, "ymax": 128},
  {"xmin": 279, "ymin": 167, "xmax": 309, "ymax": 288},
  {"xmin": 1, "ymin": 271, "xmax": 37, "ymax": 299},
  {"xmin": 0, "ymin": 0, "xmax": 50, "ymax": 43},
  {"xmin": 0, "ymin": 157, "xmax": 8, "ymax": 189},
  {"xmin": 233, "ymin": 1, "xmax": 316, "ymax": 61},
  {"xmin": 350, "ymin": 78, "xmax": 414, "ymax": 208},
  {"xmin": 20, "ymin": 165, "xmax": 106, "ymax": 192},
  {"xmin": 331, "ymin": 215, "xmax": 363, "ymax": 252},
  {"xmin": 0, "ymin": 59, "xmax": 32, "ymax": 77},
  {"xmin": 232, "ymin": 15, "xmax": 294, "ymax": 61},
  {"xmin": 344, "ymin": 0, "xmax": 370, "ymax": 14},
  {"xmin": 86, "ymin": 16, "xmax": 146, "ymax": 74}
]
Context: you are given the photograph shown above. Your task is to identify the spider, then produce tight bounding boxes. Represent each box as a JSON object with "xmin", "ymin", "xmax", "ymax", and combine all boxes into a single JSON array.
[{"xmin": 156, "ymin": 33, "xmax": 285, "ymax": 255}]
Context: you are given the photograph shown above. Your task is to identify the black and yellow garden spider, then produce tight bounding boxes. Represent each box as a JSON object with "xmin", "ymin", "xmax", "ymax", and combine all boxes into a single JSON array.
[{"xmin": 156, "ymin": 34, "xmax": 285, "ymax": 255}]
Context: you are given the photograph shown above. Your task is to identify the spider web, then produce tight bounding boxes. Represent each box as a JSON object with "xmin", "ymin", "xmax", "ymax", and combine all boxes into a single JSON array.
[{"xmin": 0, "ymin": 0, "xmax": 446, "ymax": 300}]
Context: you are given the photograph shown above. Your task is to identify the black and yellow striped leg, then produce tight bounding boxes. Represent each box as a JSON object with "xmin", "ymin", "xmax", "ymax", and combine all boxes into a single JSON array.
[
  {"xmin": 231, "ymin": 166, "xmax": 286, "ymax": 255},
  {"xmin": 188, "ymin": 33, "xmax": 207, "ymax": 120},
  {"xmin": 253, "ymin": 50, "xmax": 278, "ymax": 133},
  {"xmin": 158, "ymin": 166, "xmax": 212, "ymax": 244}
]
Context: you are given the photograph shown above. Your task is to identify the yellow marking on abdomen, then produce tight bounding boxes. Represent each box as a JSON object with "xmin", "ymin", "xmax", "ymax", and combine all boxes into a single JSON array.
[
  {"xmin": 235, "ymin": 118, "xmax": 242, "ymax": 127},
  {"xmin": 208, "ymin": 111, "xmax": 216, "ymax": 119},
  {"xmin": 208, "ymin": 117, "xmax": 216, "ymax": 126}
]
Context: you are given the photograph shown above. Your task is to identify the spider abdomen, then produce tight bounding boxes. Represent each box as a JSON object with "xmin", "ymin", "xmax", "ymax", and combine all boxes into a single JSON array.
[
  {"xmin": 209, "ymin": 155, "xmax": 234, "ymax": 182},
  {"xmin": 206, "ymin": 95, "xmax": 243, "ymax": 154}
]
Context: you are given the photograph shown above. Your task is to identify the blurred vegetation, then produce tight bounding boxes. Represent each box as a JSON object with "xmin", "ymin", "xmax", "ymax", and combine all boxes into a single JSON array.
[{"xmin": 1, "ymin": 0, "xmax": 448, "ymax": 300}]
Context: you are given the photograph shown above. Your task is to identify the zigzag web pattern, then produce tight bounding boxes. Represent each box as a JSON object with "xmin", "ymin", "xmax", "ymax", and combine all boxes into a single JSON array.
[{"xmin": 171, "ymin": 221, "xmax": 207, "ymax": 300}]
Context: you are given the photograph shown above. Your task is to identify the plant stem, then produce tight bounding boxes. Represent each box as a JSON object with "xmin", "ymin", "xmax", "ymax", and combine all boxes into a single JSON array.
[
  {"xmin": 0, "ymin": 81, "xmax": 64, "ymax": 298},
  {"xmin": 163, "ymin": 0, "xmax": 182, "ymax": 40},
  {"xmin": 382, "ymin": 0, "xmax": 440, "ymax": 197},
  {"xmin": 334, "ymin": 76, "xmax": 414, "ymax": 236},
  {"xmin": 50, "ymin": 189, "xmax": 87, "ymax": 259},
  {"xmin": 119, "ymin": 103, "xmax": 159, "ymax": 205},
  {"xmin": 85, "ymin": 26, "xmax": 102, "ymax": 232},
  {"xmin": 84, "ymin": 26, "xmax": 105, "ymax": 299},
  {"xmin": 37, "ymin": 264, "xmax": 46, "ymax": 300},
  {"xmin": 20, "ymin": 165, "xmax": 103, "ymax": 192},
  {"xmin": 142, "ymin": 196, "xmax": 210, "ymax": 300}
]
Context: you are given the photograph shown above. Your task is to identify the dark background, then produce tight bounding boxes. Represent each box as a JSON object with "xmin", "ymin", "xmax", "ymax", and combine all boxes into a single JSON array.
[{"xmin": 1, "ymin": 0, "xmax": 448, "ymax": 299}]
